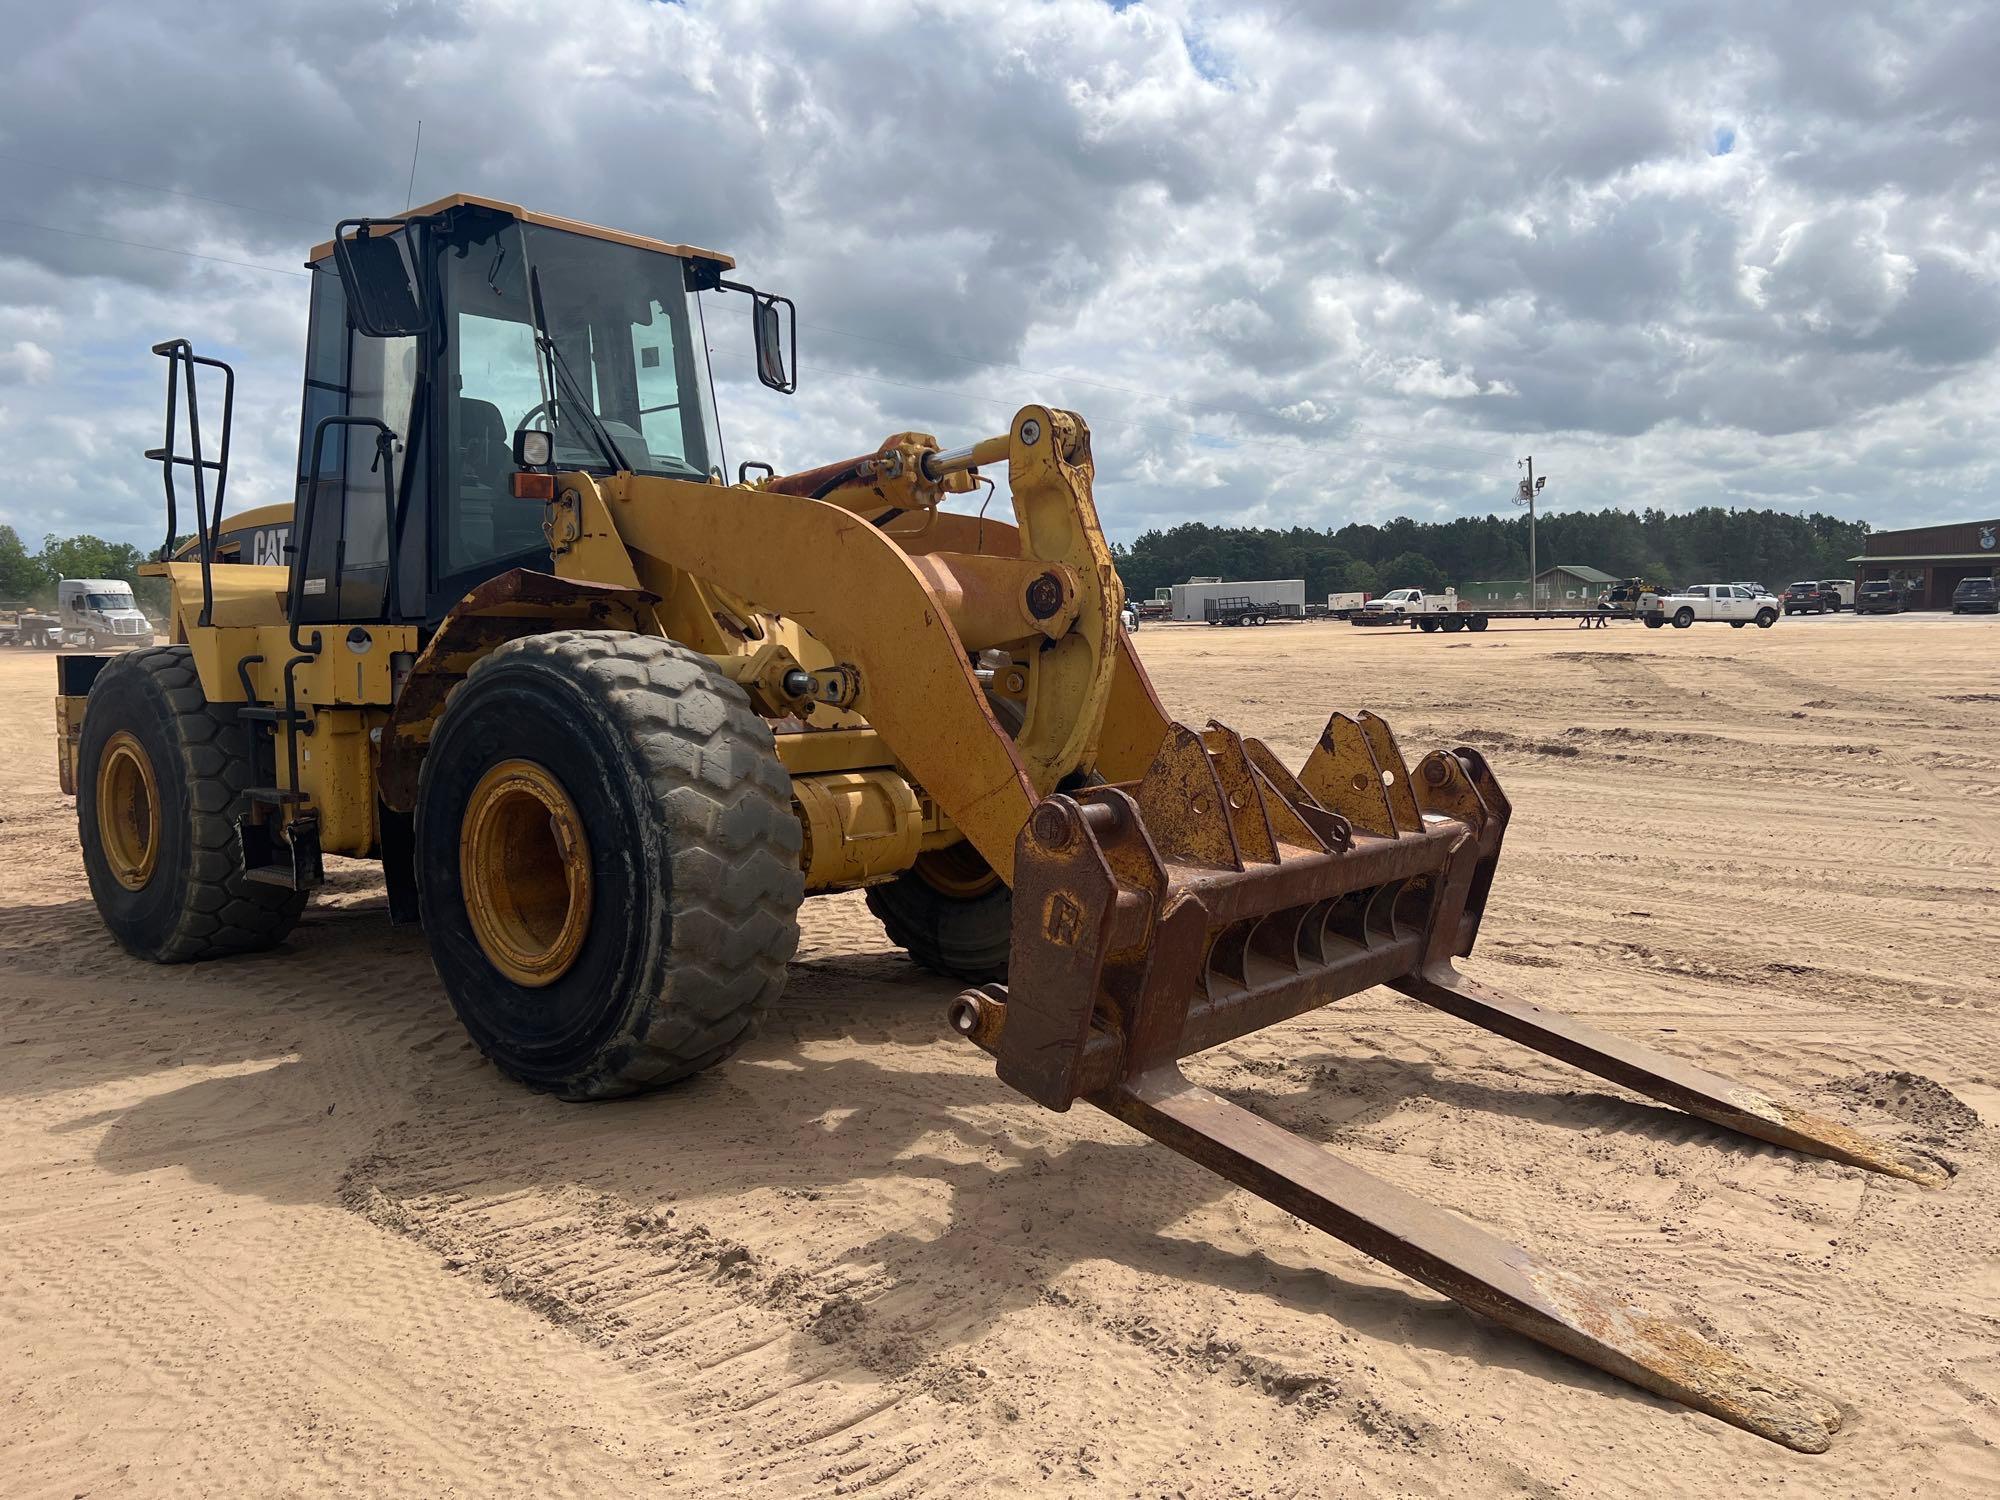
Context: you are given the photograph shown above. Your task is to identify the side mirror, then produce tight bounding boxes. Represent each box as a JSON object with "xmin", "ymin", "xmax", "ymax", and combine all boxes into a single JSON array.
[
  {"xmin": 751, "ymin": 291, "xmax": 796, "ymax": 394},
  {"xmin": 710, "ymin": 276, "xmax": 797, "ymax": 395},
  {"xmin": 334, "ymin": 221, "xmax": 429, "ymax": 338}
]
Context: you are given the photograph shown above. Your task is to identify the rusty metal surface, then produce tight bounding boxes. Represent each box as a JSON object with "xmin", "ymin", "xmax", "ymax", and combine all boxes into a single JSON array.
[
  {"xmin": 951, "ymin": 704, "xmax": 1940, "ymax": 1447},
  {"xmin": 993, "ymin": 709, "xmax": 1499, "ymax": 1106}
]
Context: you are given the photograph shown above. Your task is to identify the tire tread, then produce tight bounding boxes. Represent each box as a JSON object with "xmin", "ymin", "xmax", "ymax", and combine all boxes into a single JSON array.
[
  {"xmin": 433, "ymin": 631, "xmax": 802, "ymax": 1098},
  {"xmin": 84, "ymin": 645, "xmax": 305, "ymax": 962}
]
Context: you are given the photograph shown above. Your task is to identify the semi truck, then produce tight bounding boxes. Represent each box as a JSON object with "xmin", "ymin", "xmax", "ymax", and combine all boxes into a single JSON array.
[{"xmin": 56, "ymin": 579, "xmax": 154, "ymax": 650}]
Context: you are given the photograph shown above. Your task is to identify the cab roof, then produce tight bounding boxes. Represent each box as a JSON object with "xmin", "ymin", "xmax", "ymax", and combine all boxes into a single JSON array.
[{"xmin": 308, "ymin": 192, "xmax": 734, "ymax": 270}]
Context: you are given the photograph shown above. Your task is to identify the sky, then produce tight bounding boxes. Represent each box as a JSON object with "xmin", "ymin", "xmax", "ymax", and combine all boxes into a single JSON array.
[{"xmin": 1, "ymin": 0, "xmax": 1997, "ymax": 553}]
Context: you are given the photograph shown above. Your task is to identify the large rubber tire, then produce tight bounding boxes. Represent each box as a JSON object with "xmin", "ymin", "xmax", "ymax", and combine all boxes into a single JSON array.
[
  {"xmin": 865, "ymin": 846, "xmax": 1013, "ymax": 984},
  {"xmin": 414, "ymin": 632, "xmax": 803, "ymax": 1099},
  {"xmin": 76, "ymin": 645, "xmax": 307, "ymax": 962},
  {"xmin": 1756, "ymin": 609, "xmax": 1777, "ymax": 628},
  {"xmin": 1673, "ymin": 609, "xmax": 1695, "ymax": 628}
]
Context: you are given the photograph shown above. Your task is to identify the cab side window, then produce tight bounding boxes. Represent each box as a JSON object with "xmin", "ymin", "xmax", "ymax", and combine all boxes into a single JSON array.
[
  {"xmin": 296, "ymin": 266, "xmax": 348, "ymax": 511},
  {"xmin": 630, "ymin": 299, "xmax": 687, "ymax": 467}
]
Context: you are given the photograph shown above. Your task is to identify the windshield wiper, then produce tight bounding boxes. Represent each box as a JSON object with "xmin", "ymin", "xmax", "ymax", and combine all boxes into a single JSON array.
[{"xmin": 528, "ymin": 265, "xmax": 630, "ymax": 474}]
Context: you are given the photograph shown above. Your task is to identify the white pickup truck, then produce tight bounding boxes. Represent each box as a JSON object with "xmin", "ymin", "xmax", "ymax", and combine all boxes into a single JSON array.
[
  {"xmin": 1355, "ymin": 586, "xmax": 1457, "ymax": 623},
  {"xmin": 1645, "ymin": 583, "xmax": 1782, "ymax": 630}
]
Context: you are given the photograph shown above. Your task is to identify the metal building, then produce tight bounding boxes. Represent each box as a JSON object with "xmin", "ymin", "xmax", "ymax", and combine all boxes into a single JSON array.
[{"xmin": 1850, "ymin": 518, "xmax": 1999, "ymax": 609}]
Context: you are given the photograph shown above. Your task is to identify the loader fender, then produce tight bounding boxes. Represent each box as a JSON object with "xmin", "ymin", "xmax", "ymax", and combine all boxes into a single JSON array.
[{"xmin": 377, "ymin": 569, "xmax": 657, "ymax": 812}]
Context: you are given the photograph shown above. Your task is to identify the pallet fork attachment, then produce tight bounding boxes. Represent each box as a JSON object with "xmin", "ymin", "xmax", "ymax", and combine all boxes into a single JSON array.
[{"xmin": 951, "ymin": 710, "xmax": 1941, "ymax": 1452}]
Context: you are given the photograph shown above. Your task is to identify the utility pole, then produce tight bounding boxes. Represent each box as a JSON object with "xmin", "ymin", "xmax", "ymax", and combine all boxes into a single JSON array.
[{"xmin": 1515, "ymin": 457, "xmax": 1547, "ymax": 609}]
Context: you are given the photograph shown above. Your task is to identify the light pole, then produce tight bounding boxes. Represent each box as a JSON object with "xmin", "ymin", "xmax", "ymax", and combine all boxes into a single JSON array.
[{"xmin": 1515, "ymin": 458, "xmax": 1547, "ymax": 609}]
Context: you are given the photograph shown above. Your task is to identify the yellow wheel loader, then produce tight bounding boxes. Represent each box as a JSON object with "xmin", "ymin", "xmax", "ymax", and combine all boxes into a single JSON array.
[{"xmin": 57, "ymin": 194, "xmax": 1938, "ymax": 1451}]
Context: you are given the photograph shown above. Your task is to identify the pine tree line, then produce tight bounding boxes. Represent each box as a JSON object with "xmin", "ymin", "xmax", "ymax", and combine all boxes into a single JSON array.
[{"xmin": 1110, "ymin": 507, "xmax": 1872, "ymax": 602}]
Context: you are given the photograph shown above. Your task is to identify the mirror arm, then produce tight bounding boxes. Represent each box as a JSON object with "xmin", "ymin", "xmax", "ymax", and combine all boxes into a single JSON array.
[
  {"xmin": 724, "ymin": 276, "xmax": 800, "ymax": 394},
  {"xmin": 712, "ymin": 277, "xmax": 799, "ymax": 396}
]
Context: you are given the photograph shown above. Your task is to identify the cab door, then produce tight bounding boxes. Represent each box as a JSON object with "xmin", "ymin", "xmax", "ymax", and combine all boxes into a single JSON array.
[{"xmin": 291, "ymin": 252, "xmax": 429, "ymax": 628}]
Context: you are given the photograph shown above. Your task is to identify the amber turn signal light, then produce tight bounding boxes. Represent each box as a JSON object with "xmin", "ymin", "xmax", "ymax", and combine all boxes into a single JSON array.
[{"xmin": 511, "ymin": 472, "xmax": 557, "ymax": 501}]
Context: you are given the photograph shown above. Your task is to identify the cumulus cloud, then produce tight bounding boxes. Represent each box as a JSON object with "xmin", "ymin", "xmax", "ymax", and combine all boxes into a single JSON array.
[
  {"xmin": 1, "ymin": 0, "xmax": 1996, "ymax": 553},
  {"xmin": 0, "ymin": 340, "xmax": 54, "ymax": 385}
]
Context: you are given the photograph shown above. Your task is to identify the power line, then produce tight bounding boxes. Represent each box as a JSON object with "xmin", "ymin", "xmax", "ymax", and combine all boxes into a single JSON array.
[
  {"xmin": 712, "ymin": 342, "xmax": 1504, "ymax": 484},
  {"xmin": 0, "ymin": 152, "xmax": 328, "ymax": 227},
  {"xmin": 0, "ymin": 216, "xmax": 310, "ymax": 278},
  {"xmin": 796, "ymin": 314, "xmax": 1513, "ymax": 471}
]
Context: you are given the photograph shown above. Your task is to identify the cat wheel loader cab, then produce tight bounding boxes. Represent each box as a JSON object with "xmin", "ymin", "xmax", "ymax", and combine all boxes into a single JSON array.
[{"xmin": 56, "ymin": 193, "xmax": 1941, "ymax": 1452}]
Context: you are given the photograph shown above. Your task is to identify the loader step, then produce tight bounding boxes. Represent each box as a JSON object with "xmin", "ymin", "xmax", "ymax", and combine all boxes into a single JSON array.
[
  {"xmin": 236, "ymin": 705, "xmax": 308, "ymax": 725},
  {"xmin": 236, "ymin": 796, "xmax": 323, "ymax": 892},
  {"xmin": 242, "ymin": 786, "xmax": 310, "ymax": 804}
]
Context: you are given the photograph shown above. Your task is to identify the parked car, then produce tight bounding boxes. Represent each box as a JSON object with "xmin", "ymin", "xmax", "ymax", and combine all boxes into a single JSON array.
[
  {"xmin": 1951, "ymin": 576, "xmax": 1998, "ymax": 615},
  {"xmin": 1782, "ymin": 580, "xmax": 1838, "ymax": 615},
  {"xmin": 1818, "ymin": 579, "xmax": 1855, "ymax": 609},
  {"xmin": 1854, "ymin": 581, "xmax": 1907, "ymax": 614},
  {"xmin": 1645, "ymin": 583, "xmax": 1781, "ymax": 629}
]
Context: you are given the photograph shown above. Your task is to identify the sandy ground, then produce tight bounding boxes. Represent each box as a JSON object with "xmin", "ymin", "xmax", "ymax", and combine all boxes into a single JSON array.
[{"xmin": 2, "ymin": 614, "xmax": 1997, "ymax": 1498}]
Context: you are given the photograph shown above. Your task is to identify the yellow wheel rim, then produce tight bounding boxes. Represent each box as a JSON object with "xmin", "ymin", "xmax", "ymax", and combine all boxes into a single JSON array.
[
  {"xmin": 914, "ymin": 840, "xmax": 1002, "ymax": 900},
  {"xmin": 96, "ymin": 730, "xmax": 161, "ymax": 891},
  {"xmin": 460, "ymin": 759, "xmax": 594, "ymax": 988}
]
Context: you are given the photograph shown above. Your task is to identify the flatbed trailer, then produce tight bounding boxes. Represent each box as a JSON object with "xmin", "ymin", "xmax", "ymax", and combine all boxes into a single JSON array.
[
  {"xmin": 1204, "ymin": 596, "xmax": 1278, "ymax": 626},
  {"xmin": 1381, "ymin": 608, "xmax": 1630, "ymax": 633},
  {"xmin": 0, "ymin": 609, "xmax": 62, "ymax": 648}
]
